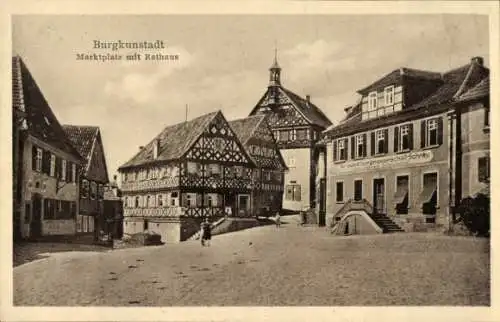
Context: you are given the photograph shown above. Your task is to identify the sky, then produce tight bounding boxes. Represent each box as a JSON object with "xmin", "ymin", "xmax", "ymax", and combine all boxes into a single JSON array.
[{"xmin": 12, "ymin": 14, "xmax": 489, "ymax": 181}]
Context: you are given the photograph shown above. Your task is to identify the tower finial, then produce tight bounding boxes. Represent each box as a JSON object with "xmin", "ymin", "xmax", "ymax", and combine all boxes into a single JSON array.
[
  {"xmin": 274, "ymin": 40, "xmax": 278, "ymax": 64},
  {"xmin": 269, "ymin": 41, "xmax": 281, "ymax": 87}
]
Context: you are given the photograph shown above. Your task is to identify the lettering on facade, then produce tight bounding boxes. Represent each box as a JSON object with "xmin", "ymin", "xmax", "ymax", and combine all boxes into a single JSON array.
[{"xmin": 337, "ymin": 150, "xmax": 433, "ymax": 173}]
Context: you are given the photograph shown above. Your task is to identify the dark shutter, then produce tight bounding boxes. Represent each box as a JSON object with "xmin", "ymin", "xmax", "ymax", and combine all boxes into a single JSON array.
[
  {"xmin": 66, "ymin": 162, "xmax": 72, "ymax": 182},
  {"xmin": 333, "ymin": 140, "xmax": 338, "ymax": 161},
  {"xmin": 394, "ymin": 126, "xmax": 400, "ymax": 153},
  {"xmin": 408, "ymin": 123, "xmax": 414, "ymax": 150},
  {"xmin": 41, "ymin": 150, "xmax": 47, "ymax": 174},
  {"xmin": 350, "ymin": 136, "xmax": 355, "ymax": 159},
  {"xmin": 32, "ymin": 146, "xmax": 37, "ymax": 170},
  {"xmin": 362, "ymin": 134, "xmax": 367, "ymax": 157},
  {"xmin": 384, "ymin": 129, "xmax": 389, "ymax": 153},
  {"xmin": 344, "ymin": 138, "xmax": 349, "ymax": 160},
  {"xmin": 421, "ymin": 120, "xmax": 426, "ymax": 148},
  {"xmin": 437, "ymin": 117, "xmax": 443, "ymax": 145},
  {"xmin": 370, "ymin": 132, "xmax": 375, "ymax": 156}
]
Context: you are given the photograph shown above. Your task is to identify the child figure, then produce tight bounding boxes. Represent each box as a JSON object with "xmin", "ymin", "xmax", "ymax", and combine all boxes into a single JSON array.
[{"xmin": 275, "ymin": 211, "xmax": 281, "ymax": 228}]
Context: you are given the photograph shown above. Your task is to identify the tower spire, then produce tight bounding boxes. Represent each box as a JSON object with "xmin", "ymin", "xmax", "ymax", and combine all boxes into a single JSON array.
[{"xmin": 269, "ymin": 42, "xmax": 281, "ymax": 87}]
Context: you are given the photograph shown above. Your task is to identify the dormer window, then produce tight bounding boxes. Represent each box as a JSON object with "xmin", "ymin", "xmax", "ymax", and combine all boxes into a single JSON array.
[
  {"xmin": 368, "ymin": 92, "xmax": 378, "ymax": 110},
  {"xmin": 384, "ymin": 86, "xmax": 394, "ymax": 106}
]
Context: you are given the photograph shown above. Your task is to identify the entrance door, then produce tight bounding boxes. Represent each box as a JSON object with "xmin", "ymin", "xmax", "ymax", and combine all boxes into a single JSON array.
[
  {"xmin": 318, "ymin": 178, "xmax": 326, "ymax": 226},
  {"xmin": 373, "ymin": 178, "xmax": 385, "ymax": 215},
  {"xmin": 237, "ymin": 194, "xmax": 250, "ymax": 217},
  {"xmin": 31, "ymin": 194, "xmax": 42, "ymax": 238}
]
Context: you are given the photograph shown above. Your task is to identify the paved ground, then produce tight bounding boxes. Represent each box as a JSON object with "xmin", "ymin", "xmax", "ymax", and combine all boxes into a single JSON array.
[{"xmin": 13, "ymin": 217, "xmax": 490, "ymax": 306}]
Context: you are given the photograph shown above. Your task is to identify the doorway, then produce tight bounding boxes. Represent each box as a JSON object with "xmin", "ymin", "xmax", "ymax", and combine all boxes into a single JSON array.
[
  {"xmin": 237, "ymin": 194, "xmax": 250, "ymax": 217},
  {"xmin": 31, "ymin": 194, "xmax": 42, "ymax": 238},
  {"xmin": 373, "ymin": 178, "xmax": 385, "ymax": 215}
]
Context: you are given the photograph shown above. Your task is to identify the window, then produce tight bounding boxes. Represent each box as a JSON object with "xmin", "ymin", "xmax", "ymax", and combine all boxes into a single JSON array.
[
  {"xmin": 81, "ymin": 179, "xmax": 89, "ymax": 198},
  {"xmin": 334, "ymin": 138, "xmax": 348, "ymax": 161},
  {"xmin": 50, "ymin": 154, "xmax": 56, "ymax": 177},
  {"xmin": 354, "ymin": 180, "xmax": 363, "ymax": 201},
  {"xmin": 135, "ymin": 196, "xmax": 140, "ymax": 208},
  {"xmin": 290, "ymin": 129, "xmax": 297, "ymax": 141},
  {"xmin": 90, "ymin": 181, "xmax": 97, "ymax": 200},
  {"xmin": 336, "ymin": 181, "xmax": 344, "ymax": 203},
  {"xmin": 384, "ymin": 86, "xmax": 394, "ymax": 106},
  {"xmin": 184, "ymin": 193, "xmax": 196, "ymax": 208},
  {"xmin": 208, "ymin": 164, "xmax": 221, "ymax": 176},
  {"xmin": 395, "ymin": 124, "xmax": 413, "ymax": 152},
  {"xmin": 171, "ymin": 192, "xmax": 179, "ymax": 206},
  {"xmin": 285, "ymin": 184, "xmax": 301, "ymax": 201},
  {"xmin": 288, "ymin": 157, "xmax": 296, "ymax": 168},
  {"xmin": 71, "ymin": 164, "xmax": 77, "ymax": 183},
  {"xmin": 478, "ymin": 157, "xmax": 490, "ymax": 183},
  {"xmin": 353, "ymin": 134, "xmax": 366, "ymax": 159},
  {"xmin": 187, "ymin": 162, "xmax": 199, "ymax": 175},
  {"xmin": 275, "ymin": 131, "xmax": 280, "ymax": 141},
  {"xmin": 61, "ymin": 160, "xmax": 67, "ymax": 181},
  {"xmin": 36, "ymin": 148, "xmax": 43, "ymax": 172},
  {"xmin": 98, "ymin": 184, "xmax": 104, "ymax": 200},
  {"xmin": 421, "ymin": 118, "xmax": 442, "ymax": 148},
  {"xmin": 368, "ymin": 92, "xmax": 378, "ymax": 111},
  {"xmin": 280, "ymin": 130, "xmax": 289, "ymax": 141},
  {"xmin": 234, "ymin": 166, "xmax": 243, "ymax": 178},
  {"xmin": 372, "ymin": 129, "xmax": 388, "ymax": 155}
]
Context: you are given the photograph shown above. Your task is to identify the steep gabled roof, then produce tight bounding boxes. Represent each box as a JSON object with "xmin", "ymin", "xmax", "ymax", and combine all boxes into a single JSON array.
[
  {"xmin": 229, "ymin": 115, "xmax": 267, "ymax": 145},
  {"xmin": 229, "ymin": 115, "xmax": 287, "ymax": 170},
  {"xmin": 62, "ymin": 125, "xmax": 99, "ymax": 165},
  {"xmin": 280, "ymin": 88, "xmax": 333, "ymax": 129},
  {"xmin": 118, "ymin": 111, "xmax": 219, "ymax": 169},
  {"xmin": 12, "ymin": 56, "xmax": 82, "ymax": 161},
  {"xmin": 62, "ymin": 125, "xmax": 110, "ymax": 182},
  {"xmin": 455, "ymin": 76, "xmax": 489, "ymax": 103}
]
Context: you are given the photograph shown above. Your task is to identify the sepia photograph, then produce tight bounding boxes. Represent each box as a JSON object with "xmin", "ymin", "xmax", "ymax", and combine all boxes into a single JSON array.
[{"xmin": 4, "ymin": 3, "xmax": 497, "ymax": 319}]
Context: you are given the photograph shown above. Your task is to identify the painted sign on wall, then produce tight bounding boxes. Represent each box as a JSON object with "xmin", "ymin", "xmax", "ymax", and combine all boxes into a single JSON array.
[{"xmin": 337, "ymin": 150, "xmax": 433, "ymax": 173}]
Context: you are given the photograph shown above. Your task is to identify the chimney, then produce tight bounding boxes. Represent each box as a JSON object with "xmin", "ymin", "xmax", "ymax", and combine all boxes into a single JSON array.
[
  {"xmin": 153, "ymin": 139, "xmax": 160, "ymax": 159},
  {"xmin": 471, "ymin": 56, "xmax": 484, "ymax": 66}
]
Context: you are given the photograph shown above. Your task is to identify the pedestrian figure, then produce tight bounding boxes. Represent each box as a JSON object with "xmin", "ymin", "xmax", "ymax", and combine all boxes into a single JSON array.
[
  {"xmin": 275, "ymin": 211, "xmax": 281, "ymax": 228},
  {"xmin": 201, "ymin": 217, "xmax": 212, "ymax": 247}
]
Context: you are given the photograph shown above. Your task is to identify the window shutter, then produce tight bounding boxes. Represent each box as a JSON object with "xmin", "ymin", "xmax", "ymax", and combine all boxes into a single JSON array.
[
  {"xmin": 408, "ymin": 123, "xmax": 414, "ymax": 150},
  {"xmin": 55, "ymin": 157, "xmax": 61, "ymax": 179},
  {"xmin": 384, "ymin": 129, "xmax": 389, "ymax": 153},
  {"xmin": 394, "ymin": 126, "xmax": 399, "ymax": 153},
  {"xmin": 370, "ymin": 132, "xmax": 375, "ymax": 156},
  {"xmin": 420, "ymin": 120, "xmax": 426, "ymax": 148},
  {"xmin": 66, "ymin": 162, "xmax": 72, "ymax": 182},
  {"xmin": 41, "ymin": 150, "xmax": 48, "ymax": 174},
  {"xmin": 437, "ymin": 117, "xmax": 443, "ymax": 145},
  {"xmin": 362, "ymin": 134, "xmax": 367, "ymax": 157},
  {"xmin": 32, "ymin": 146, "xmax": 37, "ymax": 170},
  {"xmin": 350, "ymin": 137, "xmax": 355, "ymax": 159},
  {"xmin": 333, "ymin": 140, "xmax": 338, "ymax": 161}
]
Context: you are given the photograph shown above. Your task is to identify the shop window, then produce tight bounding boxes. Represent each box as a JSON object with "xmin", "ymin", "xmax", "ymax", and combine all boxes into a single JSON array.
[
  {"xmin": 335, "ymin": 181, "xmax": 344, "ymax": 203},
  {"xmin": 354, "ymin": 180, "xmax": 363, "ymax": 201},
  {"xmin": 478, "ymin": 157, "xmax": 490, "ymax": 183},
  {"xmin": 394, "ymin": 176, "xmax": 409, "ymax": 214},
  {"xmin": 285, "ymin": 184, "xmax": 301, "ymax": 201},
  {"xmin": 419, "ymin": 172, "xmax": 438, "ymax": 218}
]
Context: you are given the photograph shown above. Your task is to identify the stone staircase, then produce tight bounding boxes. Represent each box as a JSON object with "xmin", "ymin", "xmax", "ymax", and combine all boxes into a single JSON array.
[
  {"xmin": 370, "ymin": 213, "xmax": 405, "ymax": 233},
  {"xmin": 186, "ymin": 216, "xmax": 226, "ymax": 241}
]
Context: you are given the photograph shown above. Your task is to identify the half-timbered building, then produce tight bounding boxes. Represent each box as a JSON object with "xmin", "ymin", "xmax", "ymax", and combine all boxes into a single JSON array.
[
  {"xmin": 249, "ymin": 54, "xmax": 332, "ymax": 212},
  {"xmin": 118, "ymin": 111, "xmax": 256, "ymax": 243},
  {"xmin": 12, "ymin": 56, "xmax": 83, "ymax": 239},
  {"xmin": 229, "ymin": 115, "xmax": 287, "ymax": 216},
  {"xmin": 62, "ymin": 125, "xmax": 110, "ymax": 239},
  {"xmin": 321, "ymin": 57, "xmax": 489, "ymax": 234}
]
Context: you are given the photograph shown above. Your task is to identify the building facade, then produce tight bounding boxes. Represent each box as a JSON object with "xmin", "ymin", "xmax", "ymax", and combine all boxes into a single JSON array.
[
  {"xmin": 63, "ymin": 125, "xmax": 110, "ymax": 238},
  {"xmin": 320, "ymin": 57, "xmax": 489, "ymax": 232},
  {"xmin": 118, "ymin": 111, "xmax": 256, "ymax": 243},
  {"xmin": 229, "ymin": 115, "xmax": 287, "ymax": 216},
  {"xmin": 249, "ymin": 55, "xmax": 332, "ymax": 212},
  {"xmin": 12, "ymin": 56, "xmax": 83, "ymax": 239}
]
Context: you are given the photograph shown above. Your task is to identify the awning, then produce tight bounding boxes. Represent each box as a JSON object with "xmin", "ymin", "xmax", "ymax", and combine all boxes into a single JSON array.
[
  {"xmin": 418, "ymin": 186, "xmax": 436, "ymax": 204},
  {"xmin": 393, "ymin": 186, "xmax": 408, "ymax": 204}
]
